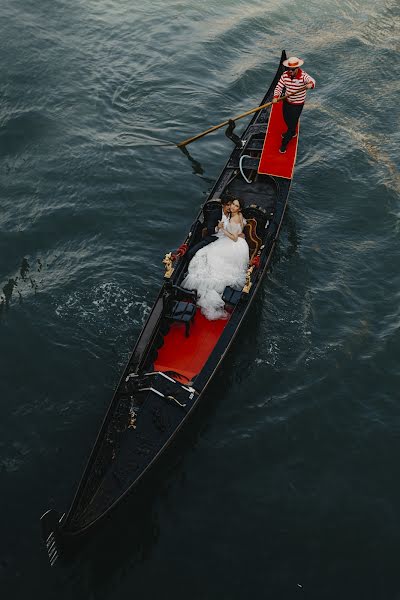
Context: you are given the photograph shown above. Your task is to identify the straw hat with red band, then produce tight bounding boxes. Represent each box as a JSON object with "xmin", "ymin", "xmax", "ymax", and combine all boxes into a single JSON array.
[{"xmin": 282, "ymin": 56, "xmax": 304, "ymax": 68}]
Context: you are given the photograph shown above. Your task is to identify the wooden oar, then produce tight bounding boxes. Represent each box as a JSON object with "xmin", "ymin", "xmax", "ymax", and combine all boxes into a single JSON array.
[{"xmin": 177, "ymin": 85, "xmax": 310, "ymax": 148}]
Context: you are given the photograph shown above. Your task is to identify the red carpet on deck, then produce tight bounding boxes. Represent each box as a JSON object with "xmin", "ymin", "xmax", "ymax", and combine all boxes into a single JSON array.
[
  {"xmin": 154, "ymin": 310, "xmax": 228, "ymax": 382},
  {"xmin": 258, "ymin": 102, "xmax": 299, "ymax": 179}
]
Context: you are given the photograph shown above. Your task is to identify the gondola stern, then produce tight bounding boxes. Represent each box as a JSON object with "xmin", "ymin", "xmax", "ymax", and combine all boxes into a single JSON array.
[{"xmin": 40, "ymin": 509, "xmax": 67, "ymax": 567}]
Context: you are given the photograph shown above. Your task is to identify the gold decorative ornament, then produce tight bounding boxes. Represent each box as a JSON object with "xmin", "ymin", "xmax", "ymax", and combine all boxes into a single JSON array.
[
  {"xmin": 128, "ymin": 412, "xmax": 137, "ymax": 429},
  {"xmin": 162, "ymin": 252, "xmax": 174, "ymax": 278},
  {"xmin": 242, "ymin": 265, "xmax": 254, "ymax": 293}
]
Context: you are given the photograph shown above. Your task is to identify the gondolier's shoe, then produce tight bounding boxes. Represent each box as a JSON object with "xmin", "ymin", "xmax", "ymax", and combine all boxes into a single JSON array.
[{"xmin": 279, "ymin": 145, "xmax": 287, "ymax": 154}]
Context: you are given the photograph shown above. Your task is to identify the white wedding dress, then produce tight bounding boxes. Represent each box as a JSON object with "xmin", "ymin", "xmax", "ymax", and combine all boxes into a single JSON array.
[{"xmin": 182, "ymin": 220, "xmax": 249, "ymax": 320}]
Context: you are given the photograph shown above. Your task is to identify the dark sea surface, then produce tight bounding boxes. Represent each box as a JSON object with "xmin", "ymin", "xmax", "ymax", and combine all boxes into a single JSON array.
[{"xmin": 1, "ymin": 0, "xmax": 399, "ymax": 598}]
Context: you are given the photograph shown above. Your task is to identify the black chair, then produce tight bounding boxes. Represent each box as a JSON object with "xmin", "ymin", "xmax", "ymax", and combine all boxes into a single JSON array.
[
  {"xmin": 222, "ymin": 286, "xmax": 242, "ymax": 307},
  {"xmin": 164, "ymin": 285, "xmax": 197, "ymax": 337}
]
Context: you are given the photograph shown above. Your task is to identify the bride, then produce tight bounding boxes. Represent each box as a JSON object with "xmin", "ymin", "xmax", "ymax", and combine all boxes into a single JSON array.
[{"xmin": 182, "ymin": 198, "xmax": 249, "ymax": 320}]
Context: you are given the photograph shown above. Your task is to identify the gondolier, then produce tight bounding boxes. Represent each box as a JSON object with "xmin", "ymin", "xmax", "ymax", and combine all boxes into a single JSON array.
[{"xmin": 272, "ymin": 56, "xmax": 316, "ymax": 154}]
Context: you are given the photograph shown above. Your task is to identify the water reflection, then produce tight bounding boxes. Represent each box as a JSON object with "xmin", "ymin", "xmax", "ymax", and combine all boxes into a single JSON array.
[
  {"xmin": 308, "ymin": 100, "xmax": 400, "ymax": 194},
  {"xmin": 281, "ymin": 207, "xmax": 299, "ymax": 260},
  {"xmin": 0, "ymin": 258, "xmax": 43, "ymax": 318},
  {"xmin": 178, "ymin": 145, "xmax": 204, "ymax": 176},
  {"xmin": 2, "ymin": 278, "xmax": 17, "ymax": 308},
  {"xmin": 177, "ymin": 146, "xmax": 214, "ymax": 184},
  {"xmin": 74, "ymin": 498, "xmax": 159, "ymax": 598},
  {"xmin": 19, "ymin": 257, "xmax": 30, "ymax": 280}
]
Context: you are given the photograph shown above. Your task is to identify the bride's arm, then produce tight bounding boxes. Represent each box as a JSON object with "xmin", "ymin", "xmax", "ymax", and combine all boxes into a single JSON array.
[
  {"xmin": 223, "ymin": 215, "xmax": 246, "ymax": 242},
  {"xmin": 223, "ymin": 229, "xmax": 239, "ymax": 242}
]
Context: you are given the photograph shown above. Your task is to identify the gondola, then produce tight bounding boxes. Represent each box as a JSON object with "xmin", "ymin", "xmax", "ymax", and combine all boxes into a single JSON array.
[{"xmin": 41, "ymin": 50, "xmax": 299, "ymax": 565}]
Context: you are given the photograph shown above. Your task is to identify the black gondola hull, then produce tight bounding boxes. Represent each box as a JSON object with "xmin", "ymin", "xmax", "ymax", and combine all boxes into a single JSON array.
[{"xmin": 41, "ymin": 50, "xmax": 294, "ymax": 562}]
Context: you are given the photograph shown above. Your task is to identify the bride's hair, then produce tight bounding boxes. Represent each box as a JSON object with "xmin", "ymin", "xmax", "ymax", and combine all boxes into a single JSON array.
[{"xmin": 230, "ymin": 197, "xmax": 245, "ymax": 215}]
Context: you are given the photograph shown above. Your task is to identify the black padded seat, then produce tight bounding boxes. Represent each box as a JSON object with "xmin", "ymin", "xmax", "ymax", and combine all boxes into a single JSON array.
[
  {"xmin": 163, "ymin": 284, "xmax": 197, "ymax": 338},
  {"xmin": 222, "ymin": 286, "xmax": 242, "ymax": 306},
  {"xmin": 165, "ymin": 301, "xmax": 196, "ymax": 337}
]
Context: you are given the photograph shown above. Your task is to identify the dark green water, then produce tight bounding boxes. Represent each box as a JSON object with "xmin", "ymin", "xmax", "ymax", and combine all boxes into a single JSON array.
[{"xmin": 1, "ymin": 1, "xmax": 399, "ymax": 598}]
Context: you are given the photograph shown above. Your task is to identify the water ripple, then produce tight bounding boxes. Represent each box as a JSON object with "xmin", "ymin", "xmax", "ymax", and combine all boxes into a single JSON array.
[{"xmin": 1, "ymin": 1, "xmax": 400, "ymax": 598}]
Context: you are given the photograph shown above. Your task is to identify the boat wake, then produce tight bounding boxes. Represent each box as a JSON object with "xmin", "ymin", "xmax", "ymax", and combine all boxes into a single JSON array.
[{"xmin": 55, "ymin": 282, "xmax": 151, "ymax": 333}]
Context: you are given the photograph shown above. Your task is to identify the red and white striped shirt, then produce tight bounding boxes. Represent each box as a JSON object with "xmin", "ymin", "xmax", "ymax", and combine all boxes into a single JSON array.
[{"xmin": 273, "ymin": 68, "xmax": 316, "ymax": 104}]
